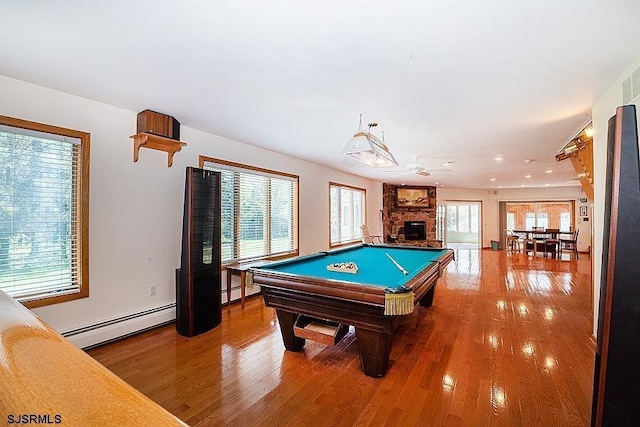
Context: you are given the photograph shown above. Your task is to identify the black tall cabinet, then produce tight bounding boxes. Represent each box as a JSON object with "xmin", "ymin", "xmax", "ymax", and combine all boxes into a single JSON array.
[
  {"xmin": 176, "ymin": 167, "xmax": 222, "ymax": 337},
  {"xmin": 592, "ymin": 105, "xmax": 640, "ymax": 425}
]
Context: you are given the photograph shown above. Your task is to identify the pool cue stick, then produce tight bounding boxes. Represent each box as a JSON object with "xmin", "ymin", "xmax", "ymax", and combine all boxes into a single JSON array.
[{"xmin": 385, "ymin": 252, "xmax": 408, "ymax": 275}]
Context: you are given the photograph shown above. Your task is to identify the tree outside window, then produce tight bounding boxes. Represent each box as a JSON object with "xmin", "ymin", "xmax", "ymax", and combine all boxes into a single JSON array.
[{"xmin": 0, "ymin": 116, "xmax": 89, "ymax": 307}]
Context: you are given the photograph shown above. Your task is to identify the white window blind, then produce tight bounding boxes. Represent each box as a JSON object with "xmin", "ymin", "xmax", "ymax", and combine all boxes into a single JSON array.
[
  {"xmin": 330, "ymin": 183, "xmax": 365, "ymax": 246},
  {"xmin": 0, "ymin": 124, "xmax": 83, "ymax": 302},
  {"xmin": 202, "ymin": 158, "xmax": 298, "ymax": 263}
]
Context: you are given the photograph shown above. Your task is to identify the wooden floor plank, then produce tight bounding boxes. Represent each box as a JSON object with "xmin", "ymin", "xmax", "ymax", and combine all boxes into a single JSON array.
[{"xmin": 88, "ymin": 248, "xmax": 594, "ymax": 426}]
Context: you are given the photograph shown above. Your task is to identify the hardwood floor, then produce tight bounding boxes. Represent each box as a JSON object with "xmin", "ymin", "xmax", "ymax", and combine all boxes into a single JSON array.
[{"xmin": 87, "ymin": 249, "xmax": 594, "ymax": 426}]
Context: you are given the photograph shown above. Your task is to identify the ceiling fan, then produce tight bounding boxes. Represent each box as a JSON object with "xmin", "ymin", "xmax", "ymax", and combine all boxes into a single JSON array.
[{"xmin": 385, "ymin": 158, "xmax": 451, "ymax": 178}]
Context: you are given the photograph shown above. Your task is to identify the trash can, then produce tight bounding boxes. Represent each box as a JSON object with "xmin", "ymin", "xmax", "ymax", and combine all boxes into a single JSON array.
[{"xmin": 491, "ymin": 240, "xmax": 499, "ymax": 250}]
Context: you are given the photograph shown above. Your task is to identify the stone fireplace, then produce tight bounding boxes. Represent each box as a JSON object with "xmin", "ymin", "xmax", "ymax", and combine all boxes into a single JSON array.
[{"xmin": 382, "ymin": 184, "xmax": 441, "ymax": 247}]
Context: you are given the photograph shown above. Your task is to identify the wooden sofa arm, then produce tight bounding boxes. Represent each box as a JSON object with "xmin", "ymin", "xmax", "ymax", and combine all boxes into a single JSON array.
[{"xmin": 0, "ymin": 290, "xmax": 186, "ymax": 426}]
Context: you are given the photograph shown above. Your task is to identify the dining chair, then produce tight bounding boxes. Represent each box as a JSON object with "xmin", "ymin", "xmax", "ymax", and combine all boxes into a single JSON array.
[
  {"xmin": 360, "ymin": 224, "xmax": 383, "ymax": 244},
  {"xmin": 559, "ymin": 229, "xmax": 579, "ymax": 260},
  {"xmin": 525, "ymin": 228, "xmax": 546, "ymax": 256},
  {"xmin": 523, "ymin": 232, "xmax": 537, "ymax": 256},
  {"xmin": 544, "ymin": 228, "xmax": 560, "ymax": 258}
]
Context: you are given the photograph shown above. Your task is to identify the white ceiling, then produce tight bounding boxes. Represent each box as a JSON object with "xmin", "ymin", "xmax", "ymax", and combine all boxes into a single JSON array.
[{"xmin": 2, "ymin": 1, "xmax": 640, "ymax": 188}]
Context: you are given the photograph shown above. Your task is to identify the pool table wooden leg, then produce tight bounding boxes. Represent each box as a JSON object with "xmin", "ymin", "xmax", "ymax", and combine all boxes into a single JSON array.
[
  {"xmin": 355, "ymin": 328, "xmax": 393, "ymax": 378},
  {"xmin": 275, "ymin": 310, "xmax": 306, "ymax": 351},
  {"xmin": 419, "ymin": 284, "xmax": 436, "ymax": 307}
]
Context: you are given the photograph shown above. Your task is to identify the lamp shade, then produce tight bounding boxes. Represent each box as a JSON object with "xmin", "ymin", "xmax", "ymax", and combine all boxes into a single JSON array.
[{"xmin": 342, "ymin": 131, "xmax": 398, "ymax": 167}]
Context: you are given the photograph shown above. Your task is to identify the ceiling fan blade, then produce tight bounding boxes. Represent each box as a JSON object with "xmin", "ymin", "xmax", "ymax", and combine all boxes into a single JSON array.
[{"xmin": 390, "ymin": 172, "xmax": 412, "ymax": 178}]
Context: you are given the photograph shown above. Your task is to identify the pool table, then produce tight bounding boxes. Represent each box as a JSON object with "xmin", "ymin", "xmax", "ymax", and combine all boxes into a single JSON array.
[{"xmin": 250, "ymin": 244, "xmax": 454, "ymax": 377}]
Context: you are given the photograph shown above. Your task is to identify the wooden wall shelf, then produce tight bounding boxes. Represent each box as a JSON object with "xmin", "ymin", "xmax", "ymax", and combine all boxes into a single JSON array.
[{"xmin": 130, "ymin": 133, "xmax": 186, "ymax": 167}]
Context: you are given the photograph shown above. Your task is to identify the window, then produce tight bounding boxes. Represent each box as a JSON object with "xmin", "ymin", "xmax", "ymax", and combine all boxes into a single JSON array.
[
  {"xmin": 458, "ymin": 206, "xmax": 469, "ymax": 232},
  {"xmin": 201, "ymin": 156, "xmax": 298, "ymax": 263},
  {"xmin": 447, "ymin": 203, "xmax": 480, "ymax": 233},
  {"xmin": 470, "ymin": 204, "xmax": 479, "ymax": 233},
  {"xmin": 560, "ymin": 212, "xmax": 571, "ymax": 231},
  {"xmin": 446, "ymin": 205, "xmax": 457, "ymax": 232},
  {"xmin": 330, "ymin": 183, "xmax": 365, "ymax": 246},
  {"xmin": 506, "ymin": 212, "xmax": 515, "ymax": 231},
  {"xmin": 0, "ymin": 116, "xmax": 89, "ymax": 307},
  {"xmin": 525, "ymin": 212, "xmax": 536, "ymax": 229}
]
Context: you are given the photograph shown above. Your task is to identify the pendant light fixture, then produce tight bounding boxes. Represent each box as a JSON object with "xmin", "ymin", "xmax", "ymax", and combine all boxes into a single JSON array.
[{"xmin": 342, "ymin": 114, "xmax": 398, "ymax": 167}]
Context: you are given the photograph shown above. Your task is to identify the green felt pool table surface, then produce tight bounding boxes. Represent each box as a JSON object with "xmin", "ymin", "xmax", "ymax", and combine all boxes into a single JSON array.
[{"xmin": 259, "ymin": 244, "xmax": 451, "ymax": 289}]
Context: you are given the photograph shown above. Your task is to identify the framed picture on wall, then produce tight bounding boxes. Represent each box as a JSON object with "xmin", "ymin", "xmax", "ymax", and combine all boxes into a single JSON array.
[
  {"xmin": 396, "ymin": 186, "xmax": 434, "ymax": 208},
  {"xmin": 580, "ymin": 206, "xmax": 588, "ymax": 217}
]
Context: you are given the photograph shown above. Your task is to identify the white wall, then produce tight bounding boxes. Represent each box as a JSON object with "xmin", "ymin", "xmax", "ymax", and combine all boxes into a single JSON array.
[
  {"xmin": 591, "ymin": 54, "xmax": 640, "ymax": 337},
  {"xmin": 0, "ymin": 74, "xmax": 382, "ymax": 345},
  {"xmin": 438, "ymin": 186, "xmax": 589, "ymax": 249}
]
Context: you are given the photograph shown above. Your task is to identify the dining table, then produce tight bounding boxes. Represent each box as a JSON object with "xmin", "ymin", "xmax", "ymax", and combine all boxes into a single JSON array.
[{"xmin": 511, "ymin": 229, "xmax": 565, "ymax": 257}]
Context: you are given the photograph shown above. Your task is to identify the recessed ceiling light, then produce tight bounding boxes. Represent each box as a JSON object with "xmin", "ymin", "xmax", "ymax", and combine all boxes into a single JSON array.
[
  {"xmin": 524, "ymin": 159, "xmax": 533, "ymax": 163},
  {"xmin": 442, "ymin": 161, "xmax": 454, "ymax": 166},
  {"xmin": 545, "ymin": 169, "xmax": 554, "ymax": 174},
  {"xmin": 434, "ymin": 181, "xmax": 440, "ymax": 185},
  {"xmin": 494, "ymin": 156, "xmax": 505, "ymax": 161},
  {"xmin": 520, "ymin": 184, "xmax": 526, "ymax": 187},
  {"xmin": 525, "ymin": 174, "xmax": 532, "ymax": 178},
  {"xmin": 497, "ymin": 185, "xmax": 503, "ymax": 188},
  {"xmin": 490, "ymin": 177, "xmax": 496, "ymax": 181},
  {"xmin": 545, "ymin": 183, "xmax": 551, "ymax": 186}
]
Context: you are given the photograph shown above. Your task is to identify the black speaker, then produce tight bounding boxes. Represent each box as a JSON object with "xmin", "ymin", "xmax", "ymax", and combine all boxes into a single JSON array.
[
  {"xmin": 176, "ymin": 167, "xmax": 222, "ymax": 337},
  {"xmin": 592, "ymin": 105, "xmax": 640, "ymax": 425}
]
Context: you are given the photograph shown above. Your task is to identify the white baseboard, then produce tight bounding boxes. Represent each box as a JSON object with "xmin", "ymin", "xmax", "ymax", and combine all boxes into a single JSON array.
[
  {"xmin": 62, "ymin": 282, "xmax": 262, "ymax": 349},
  {"xmin": 62, "ymin": 304, "xmax": 176, "ymax": 349}
]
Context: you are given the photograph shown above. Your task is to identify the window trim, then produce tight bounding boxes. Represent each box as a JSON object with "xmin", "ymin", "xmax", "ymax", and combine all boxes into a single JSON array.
[
  {"xmin": 199, "ymin": 156, "xmax": 299, "ymax": 264},
  {"xmin": 329, "ymin": 182, "xmax": 366, "ymax": 248},
  {"xmin": 0, "ymin": 115, "xmax": 90, "ymax": 308}
]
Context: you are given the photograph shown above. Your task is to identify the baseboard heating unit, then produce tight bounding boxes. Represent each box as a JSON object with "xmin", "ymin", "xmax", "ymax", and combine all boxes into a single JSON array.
[{"xmin": 62, "ymin": 303, "xmax": 176, "ymax": 349}]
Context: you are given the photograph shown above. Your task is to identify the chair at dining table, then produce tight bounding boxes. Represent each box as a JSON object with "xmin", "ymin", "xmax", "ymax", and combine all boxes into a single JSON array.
[
  {"xmin": 543, "ymin": 228, "xmax": 560, "ymax": 258},
  {"xmin": 523, "ymin": 227, "xmax": 545, "ymax": 256},
  {"xmin": 559, "ymin": 229, "xmax": 579, "ymax": 260}
]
